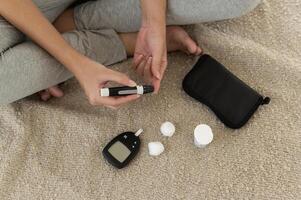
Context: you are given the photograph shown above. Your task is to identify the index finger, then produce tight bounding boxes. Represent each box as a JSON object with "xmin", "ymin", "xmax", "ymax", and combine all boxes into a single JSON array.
[
  {"xmin": 159, "ymin": 60, "xmax": 168, "ymax": 79},
  {"xmin": 133, "ymin": 54, "xmax": 144, "ymax": 69}
]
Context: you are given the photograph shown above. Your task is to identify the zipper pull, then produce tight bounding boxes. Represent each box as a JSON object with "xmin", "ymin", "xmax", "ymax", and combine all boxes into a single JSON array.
[{"xmin": 262, "ymin": 97, "xmax": 271, "ymax": 105}]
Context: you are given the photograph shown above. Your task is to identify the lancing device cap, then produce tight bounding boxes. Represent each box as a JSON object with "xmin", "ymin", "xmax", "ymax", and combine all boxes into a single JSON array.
[
  {"xmin": 142, "ymin": 85, "xmax": 154, "ymax": 94},
  {"xmin": 100, "ymin": 88, "xmax": 110, "ymax": 97},
  {"xmin": 194, "ymin": 124, "xmax": 214, "ymax": 148}
]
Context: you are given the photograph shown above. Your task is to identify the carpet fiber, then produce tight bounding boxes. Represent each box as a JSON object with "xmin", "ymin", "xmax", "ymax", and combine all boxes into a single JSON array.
[{"xmin": 0, "ymin": 0, "xmax": 300, "ymax": 199}]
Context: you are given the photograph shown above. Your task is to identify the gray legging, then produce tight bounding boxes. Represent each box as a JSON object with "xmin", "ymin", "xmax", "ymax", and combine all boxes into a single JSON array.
[{"xmin": 0, "ymin": 0, "xmax": 261, "ymax": 104}]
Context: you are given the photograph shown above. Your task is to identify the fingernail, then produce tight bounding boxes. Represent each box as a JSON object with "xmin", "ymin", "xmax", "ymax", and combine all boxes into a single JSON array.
[
  {"xmin": 138, "ymin": 54, "xmax": 144, "ymax": 59},
  {"xmin": 129, "ymin": 80, "xmax": 137, "ymax": 87},
  {"xmin": 41, "ymin": 95, "xmax": 49, "ymax": 101},
  {"xmin": 155, "ymin": 73, "xmax": 161, "ymax": 80},
  {"xmin": 41, "ymin": 96, "xmax": 47, "ymax": 101}
]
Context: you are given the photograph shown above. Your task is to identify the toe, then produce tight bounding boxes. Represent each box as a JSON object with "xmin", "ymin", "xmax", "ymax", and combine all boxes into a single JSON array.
[
  {"xmin": 49, "ymin": 86, "xmax": 64, "ymax": 98},
  {"xmin": 186, "ymin": 39, "xmax": 198, "ymax": 54},
  {"xmin": 40, "ymin": 91, "xmax": 51, "ymax": 101},
  {"xmin": 196, "ymin": 47, "xmax": 203, "ymax": 55}
]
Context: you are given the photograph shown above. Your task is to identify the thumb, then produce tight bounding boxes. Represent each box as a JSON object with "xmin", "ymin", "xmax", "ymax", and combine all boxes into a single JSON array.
[
  {"xmin": 152, "ymin": 79, "xmax": 161, "ymax": 94},
  {"xmin": 151, "ymin": 54, "xmax": 162, "ymax": 80},
  {"xmin": 107, "ymin": 69, "xmax": 136, "ymax": 87}
]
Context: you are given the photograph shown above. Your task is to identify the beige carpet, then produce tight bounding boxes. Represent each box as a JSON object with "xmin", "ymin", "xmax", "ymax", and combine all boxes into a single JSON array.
[{"xmin": 0, "ymin": 0, "xmax": 300, "ymax": 199}]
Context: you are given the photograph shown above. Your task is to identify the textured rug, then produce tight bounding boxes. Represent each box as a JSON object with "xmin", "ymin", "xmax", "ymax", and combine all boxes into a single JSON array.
[{"xmin": 0, "ymin": 0, "xmax": 300, "ymax": 199}]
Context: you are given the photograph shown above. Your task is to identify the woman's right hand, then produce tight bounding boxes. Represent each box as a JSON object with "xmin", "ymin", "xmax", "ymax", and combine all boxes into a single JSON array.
[
  {"xmin": 0, "ymin": 1, "xmax": 140, "ymax": 108},
  {"xmin": 73, "ymin": 56, "xmax": 140, "ymax": 109}
]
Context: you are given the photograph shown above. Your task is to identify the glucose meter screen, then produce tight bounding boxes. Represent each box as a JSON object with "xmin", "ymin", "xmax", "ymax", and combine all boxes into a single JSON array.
[{"xmin": 108, "ymin": 141, "xmax": 131, "ymax": 162}]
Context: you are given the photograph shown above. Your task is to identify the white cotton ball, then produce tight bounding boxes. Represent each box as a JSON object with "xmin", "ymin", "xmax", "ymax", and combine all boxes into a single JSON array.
[
  {"xmin": 160, "ymin": 121, "xmax": 175, "ymax": 137},
  {"xmin": 148, "ymin": 142, "xmax": 165, "ymax": 156},
  {"xmin": 194, "ymin": 124, "xmax": 214, "ymax": 148}
]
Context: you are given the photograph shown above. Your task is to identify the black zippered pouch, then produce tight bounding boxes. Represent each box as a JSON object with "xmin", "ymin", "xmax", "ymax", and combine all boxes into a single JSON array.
[{"xmin": 182, "ymin": 54, "xmax": 270, "ymax": 129}]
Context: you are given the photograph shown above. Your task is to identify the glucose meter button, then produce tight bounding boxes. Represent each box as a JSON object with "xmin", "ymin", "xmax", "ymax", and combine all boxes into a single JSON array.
[
  {"xmin": 160, "ymin": 122, "xmax": 175, "ymax": 137},
  {"xmin": 148, "ymin": 142, "xmax": 165, "ymax": 156},
  {"xmin": 194, "ymin": 124, "xmax": 213, "ymax": 148}
]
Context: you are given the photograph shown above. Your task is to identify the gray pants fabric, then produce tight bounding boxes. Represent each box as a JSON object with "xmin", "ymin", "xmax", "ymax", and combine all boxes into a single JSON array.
[{"xmin": 0, "ymin": 0, "xmax": 261, "ymax": 104}]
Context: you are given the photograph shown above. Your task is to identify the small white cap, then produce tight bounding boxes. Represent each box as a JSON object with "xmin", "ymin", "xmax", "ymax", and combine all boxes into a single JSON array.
[
  {"xmin": 100, "ymin": 88, "xmax": 109, "ymax": 97},
  {"xmin": 194, "ymin": 124, "xmax": 213, "ymax": 148},
  {"xmin": 160, "ymin": 122, "xmax": 176, "ymax": 137},
  {"xmin": 137, "ymin": 85, "xmax": 144, "ymax": 95},
  {"xmin": 148, "ymin": 142, "xmax": 165, "ymax": 156}
]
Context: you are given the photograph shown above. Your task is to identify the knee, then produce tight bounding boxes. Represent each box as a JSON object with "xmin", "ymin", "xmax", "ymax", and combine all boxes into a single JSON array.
[
  {"xmin": 204, "ymin": 0, "xmax": 262, "ymax": 20},
  {"xmin": 229, "ymin": 0, "xmax": 262, "ymax": 18},
  {"xmin": 167, "ymin": 0, "xmax": 262, "ymax": 24},
  {"xmin": 0, "ymin": 18, "xmax": 24, "ymax": 53}
]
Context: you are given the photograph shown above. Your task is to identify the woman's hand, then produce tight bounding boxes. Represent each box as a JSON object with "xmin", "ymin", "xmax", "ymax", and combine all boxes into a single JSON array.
[
  {"xmin": 133, "ymin": 25, "xmax": 167, "ymax": 93},
  {"xmin": 0, "ymin": 0, "xmax": 140, "ymax": 108},
  {"xmin": 41, "ymin": 56, "xmax": 140, "ymax": 108},
  {"xmin": 73, "ymin": 57, "xmax": 140, "ymax": 109},
  {"xmin": 134, "ymin": 0, "xmax": 167, "ymax": 93}
]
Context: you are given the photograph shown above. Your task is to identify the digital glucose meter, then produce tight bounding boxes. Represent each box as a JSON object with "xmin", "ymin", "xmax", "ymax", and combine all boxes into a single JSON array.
[{"xmin": 102, "ymin": 129, "xmax": 143, "ymax": 169}]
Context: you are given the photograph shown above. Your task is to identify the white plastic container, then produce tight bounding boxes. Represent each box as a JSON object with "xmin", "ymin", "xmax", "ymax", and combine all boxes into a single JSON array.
[
  {"xmin": 148, "ymin": 142, "xmax": 165, "ymax": 156},
  {"xmin": 160, "ymin": 122, "xmax": 175, "ymax": 137},
  {"xmin": 194, "ymin": 124, "xmax": 214, "ymax": 148}
]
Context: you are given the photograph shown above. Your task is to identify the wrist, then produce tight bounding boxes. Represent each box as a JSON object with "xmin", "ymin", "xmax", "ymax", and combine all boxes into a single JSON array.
[
  {"xmin": 59, "ymin": 47, "xmax": 87, "ymax": 76},
  {"xmin": 142, "ymin": 16, "xmax": 166, "ymax": 28},
  {"xmin": 141, "ymin": 0, "xmax": 166, "ymax": 28},
  {"xmin": 140, "ymin": 22, "xmax": 166, "ymax": 40}
]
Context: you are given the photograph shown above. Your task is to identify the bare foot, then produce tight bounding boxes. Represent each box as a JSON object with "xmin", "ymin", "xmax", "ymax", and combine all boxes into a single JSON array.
[
  {"xmin": 119, "ymin": 26, "xmax": 202, "ymax": 56},
  {"xmin": 39, "ymin": 85, "xmax": 64, "ymax": 101},
  {"xmin": 166, "ymin": 26, "xmax": 202, "ymax": 55}
]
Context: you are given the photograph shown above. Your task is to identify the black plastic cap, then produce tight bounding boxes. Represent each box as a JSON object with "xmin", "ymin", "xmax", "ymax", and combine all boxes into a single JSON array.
[
  {"xmin": 143, "ymin": 85, "xmax": 155, "ymax": 94},
  {"xmin": 262, "ymin": 97, "xmax": 271, "ymax": 105}
]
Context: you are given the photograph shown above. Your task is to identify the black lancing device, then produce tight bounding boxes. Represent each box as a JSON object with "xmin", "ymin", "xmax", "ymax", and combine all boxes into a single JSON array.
[
  {"xmin": 102, "ymin": 129, "xmax": 143, "ymax": 169},
  {"xmin": 100, "ymin": 85, "xmax": 154, "ymax": 97}
]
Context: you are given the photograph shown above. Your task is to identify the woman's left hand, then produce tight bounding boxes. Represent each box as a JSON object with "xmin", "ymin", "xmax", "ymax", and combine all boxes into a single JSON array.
[{"xmin": 133, "ymin": 24, "xmax": 167, "ymax": 93}]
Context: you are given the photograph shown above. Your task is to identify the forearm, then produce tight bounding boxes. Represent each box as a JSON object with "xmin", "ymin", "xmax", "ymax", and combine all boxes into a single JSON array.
[
  {"xmin": 140, "ymin": 0, "xmax": 167, "ymax": 27},
  {"xmin": 0, "ymin": 0, "xmax": 82, "ymax": 75}
]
